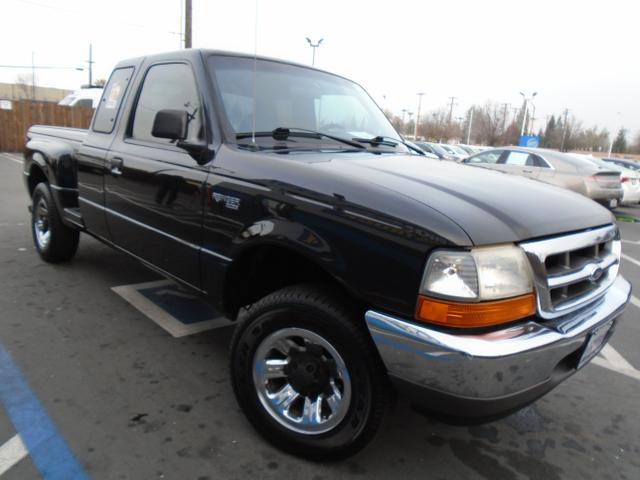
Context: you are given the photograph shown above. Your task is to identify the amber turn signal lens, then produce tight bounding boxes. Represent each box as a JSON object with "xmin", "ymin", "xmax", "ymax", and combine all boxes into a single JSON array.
[{"xmin": 415, "ymin": 293, "xmax": 536, "ymax": 328}]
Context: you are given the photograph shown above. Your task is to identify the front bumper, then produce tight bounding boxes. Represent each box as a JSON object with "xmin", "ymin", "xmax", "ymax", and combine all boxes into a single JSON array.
[{"xmin": 365, "ymin": 275, "xmax": 631, "ymax": 419}]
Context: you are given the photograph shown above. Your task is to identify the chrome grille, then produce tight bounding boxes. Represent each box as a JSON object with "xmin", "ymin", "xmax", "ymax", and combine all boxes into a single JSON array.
[{"xmin": 520, "ymin": 225, "xmax": 620, "ymax": 319}]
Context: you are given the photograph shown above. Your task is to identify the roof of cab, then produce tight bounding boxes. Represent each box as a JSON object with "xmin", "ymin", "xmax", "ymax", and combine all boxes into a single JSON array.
[{"xmin": 113, "ymin": 48, "xmax": 328, "ymax": 75}]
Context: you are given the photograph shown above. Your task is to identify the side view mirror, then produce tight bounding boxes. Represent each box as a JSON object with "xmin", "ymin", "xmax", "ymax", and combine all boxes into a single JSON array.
[{"xmin": 152, "ymin": 109, "xmax": 188, "ymax": 140}]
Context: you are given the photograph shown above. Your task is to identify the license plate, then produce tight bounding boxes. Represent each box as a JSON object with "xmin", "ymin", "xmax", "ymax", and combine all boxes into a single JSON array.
[
  {"xmin": 577, "ymin": 320, "xmax": 614, "ymax": 369},
  {"xmin": 610, "ymin": 199, "xmax": 618, "ymax": 208}
]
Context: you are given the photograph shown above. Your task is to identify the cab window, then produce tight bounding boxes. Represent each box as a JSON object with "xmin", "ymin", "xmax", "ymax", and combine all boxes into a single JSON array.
[
  {"xmin": 130, "ymin": 63, "xmax": 203, "ymax": 144},
  {"xmin": 93, "ymin": 67, "xmax": 134, "ymax": 133}
]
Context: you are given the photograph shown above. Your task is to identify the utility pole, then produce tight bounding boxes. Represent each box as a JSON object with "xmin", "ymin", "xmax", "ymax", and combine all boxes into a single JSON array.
[
  {"xmin": 414, "ymin": 92, "xmax": 425, "ymax": 139},
  {"xmin": 31, "ymin": 52, "xmax": 36, "ymax": 100},
  {"xmin": 401, "ymin": 109, "xmax": 407, "ymax": 131},
  {"xmin": 447, "ymin": 96, "xmax": 457, "ymax": 124},
  {"xmin": 184, "ymin": 0, "xmax": 192, "ymax": 48},
  {"xmin": 87, "ymin": 44, "xmax": 94, "ymax": 87},
  {"xmin": 560, "ymin": 108, "xmax": 569, "ymax": 151},
  {"xmin": 501, "ymin": 102, "xmax": 509, "ymax": 133}
]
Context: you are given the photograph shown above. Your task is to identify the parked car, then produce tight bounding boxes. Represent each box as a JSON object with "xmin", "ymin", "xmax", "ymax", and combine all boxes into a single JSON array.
[
  {"xmin": 414, "ymin": 141, "xmax": 457, "ymax": 160},
  {"xmin": 23, "ymin": 49, "xmax": 630, "ymax": 460},
  {"xmin": 603, "ymin": 157, "xmax": 640, "ymax": 172},
  {"xmin": 438, "ymin": 143, "xmax": 467, "ymax": 161},
  {"xmin": 465, "ymin": 147, "xmax": 623, "ymax": 208},
  {"xmin": 455, "ymin": 144, "xmax": 478, "ymax": 155},
  {"xmin": 58, "ymin": 87, "xmax": 104, "ymax": 108},
  {"xmin": 406, "ymin": 141, "xmax": 439, "ymax": 159},
  {"xmin": 581, "ymin": 156, "xmax": 640, "ymax": 205}
]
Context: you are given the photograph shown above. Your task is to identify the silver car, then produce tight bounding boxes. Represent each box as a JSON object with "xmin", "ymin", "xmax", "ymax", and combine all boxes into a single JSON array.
[{"xmin": 465, "ymin": 147, "xmax": 623, "ymax": 208}]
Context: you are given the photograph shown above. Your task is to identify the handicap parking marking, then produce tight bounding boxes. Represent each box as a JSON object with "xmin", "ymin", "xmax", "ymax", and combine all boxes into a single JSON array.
[
  {"xmin": 112, "ymin": 279, "xmax": 234, "ymax": 338},
  {"xmin": 0, "ymin": 343, "xmax": 88, "ymax": 479},
  {"xmin": 0, "ymin": 434, "xmax": 28, "ymax": 476}
]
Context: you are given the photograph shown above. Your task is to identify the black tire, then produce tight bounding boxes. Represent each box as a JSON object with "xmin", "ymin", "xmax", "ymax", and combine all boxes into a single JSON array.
[
  {"xmin": 230, "ymin": 284, "xmax": 388, "ymax": 460},
  {"xmin": 31, "ymin": 183, "xmax": 79, "ymax": 263}
]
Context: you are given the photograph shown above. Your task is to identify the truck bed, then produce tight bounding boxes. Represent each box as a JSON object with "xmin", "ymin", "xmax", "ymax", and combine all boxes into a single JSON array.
[{"xmin": 29, "ymin": 125, "xmax": 87, "ymax": 145}]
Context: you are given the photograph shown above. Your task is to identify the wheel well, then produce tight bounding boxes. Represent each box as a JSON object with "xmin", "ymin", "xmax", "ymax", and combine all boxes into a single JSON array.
[
  {"xmin": 28, "ymin": 164, "xmax": 47, "ymax": 196},
  {"xmin": 223, "ymin": 245, "xmax": 355, "ymax": 319}
]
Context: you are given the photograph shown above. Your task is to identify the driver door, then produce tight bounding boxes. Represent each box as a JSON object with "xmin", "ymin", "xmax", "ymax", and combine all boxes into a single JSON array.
[{"xmin": 104, "ymin": 62, "xmax": 209, "ymax": 289}]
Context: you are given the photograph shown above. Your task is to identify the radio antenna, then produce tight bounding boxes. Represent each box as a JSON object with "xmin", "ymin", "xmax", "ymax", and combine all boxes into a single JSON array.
[{"xmin": 250, "ymin": 0, "xmax": 258, "ymax": 148}]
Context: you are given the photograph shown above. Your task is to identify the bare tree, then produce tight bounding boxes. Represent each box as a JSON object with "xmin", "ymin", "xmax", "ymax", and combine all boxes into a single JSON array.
[
  {"xmin": 14, "ymin": 74, "xmax": 33, "ymax": 100},
  {"xmin": 472, "ymin": 102, "xmax": 505, "ymax": 146}
]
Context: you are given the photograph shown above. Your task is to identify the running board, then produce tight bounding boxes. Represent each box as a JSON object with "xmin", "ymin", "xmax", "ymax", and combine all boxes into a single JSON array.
[{"xmin": 62, "ymin": 207, "xmax": 85, "ymax": 229}]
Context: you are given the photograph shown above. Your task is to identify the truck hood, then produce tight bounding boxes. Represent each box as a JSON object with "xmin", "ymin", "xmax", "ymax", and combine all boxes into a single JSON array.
[{"xmin": 320, "ymin": 155, "xmax": 615, "ymax": 245}]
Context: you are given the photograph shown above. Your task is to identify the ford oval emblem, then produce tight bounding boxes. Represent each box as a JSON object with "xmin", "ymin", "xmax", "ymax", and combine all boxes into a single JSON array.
[{"xmin": 590, "ymin": 267, "xmax": 604, "ymax": 282}]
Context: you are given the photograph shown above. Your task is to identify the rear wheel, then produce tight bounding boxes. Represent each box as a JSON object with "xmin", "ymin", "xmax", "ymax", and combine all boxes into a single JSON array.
[
  {"xmin": 230, "ymin": 284, "xmax": 388, "ymax": 460},
  {"xmin": 31, "ymin": 183, "xmax": 79, "ymax": 262}
]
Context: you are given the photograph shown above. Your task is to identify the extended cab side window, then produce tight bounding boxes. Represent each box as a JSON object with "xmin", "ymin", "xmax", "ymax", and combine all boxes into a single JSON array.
[
  {"xmin": 130, "ymin": 63, "xmax": 203, "ymax": 144},
  {"xmin": 93, "ymin": 67, "xmax": 134, "ymax": 133}
]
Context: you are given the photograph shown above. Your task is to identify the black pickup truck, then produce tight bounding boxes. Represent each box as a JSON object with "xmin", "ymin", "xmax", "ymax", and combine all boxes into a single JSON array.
[{"xmin": 23, "ymin": 49, "xmax": 630, "ymax": 460}]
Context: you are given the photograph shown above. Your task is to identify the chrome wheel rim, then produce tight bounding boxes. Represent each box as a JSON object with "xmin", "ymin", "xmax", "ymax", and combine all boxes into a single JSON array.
[
  {"xmin": 253, "ymin": 327, "xmax": 352, "ymax": 435},
  {"xmin": 34, "ymin": 198, "xmax": 51, "ymax": 249}
]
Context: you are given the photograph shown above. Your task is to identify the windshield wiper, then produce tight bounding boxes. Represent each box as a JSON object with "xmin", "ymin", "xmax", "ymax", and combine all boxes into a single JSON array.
[
  {"xmin": 352, "ymin": 135, "xmax": 424, "ymax": 155},
  {"xmin": 236, "ymin": 127, "xmax": 366, "ymax": 150}
]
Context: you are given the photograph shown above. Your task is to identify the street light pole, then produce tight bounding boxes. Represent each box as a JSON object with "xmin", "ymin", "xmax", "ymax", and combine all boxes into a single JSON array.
[
  {"xmin": 466, "ymin": 108, "xmax": 474, "ymax": 144},
  {"xmin": 305, "ymin": 38, "xmax": 323, "ymax": 66},
  {"xmin": 519, "ymin": 91, "xmax": 537, "ymax": 137},
  {"xmin": 87, "ymin": 44, "xmax": 94, "ymax": 87},
  {"xmin": 414, "ymin": 92, "xmax": 425, "ymax": 139}
]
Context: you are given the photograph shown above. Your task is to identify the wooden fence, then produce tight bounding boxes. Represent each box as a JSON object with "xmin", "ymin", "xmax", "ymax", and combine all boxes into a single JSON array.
[{"xmin": 0, "ymin": 100, "xmax": 94, "ymax": 152}]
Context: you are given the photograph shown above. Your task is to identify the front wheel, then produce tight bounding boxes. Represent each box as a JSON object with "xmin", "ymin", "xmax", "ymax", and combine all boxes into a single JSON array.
[{"xmin": 230, "ymin": 285, "xmax": 388, "ymax": 460}]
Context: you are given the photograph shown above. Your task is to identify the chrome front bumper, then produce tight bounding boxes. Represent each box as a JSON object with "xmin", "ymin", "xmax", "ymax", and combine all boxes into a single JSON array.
[{"xmin": 365, "ymin": 275, "xmax": 631, "ymax": 418}]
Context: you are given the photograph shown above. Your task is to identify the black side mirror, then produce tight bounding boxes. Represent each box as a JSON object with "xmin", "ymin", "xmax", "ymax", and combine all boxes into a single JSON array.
[{"xmin": 152, "ymin": 109, "xmax": 188, "ymax": 140}]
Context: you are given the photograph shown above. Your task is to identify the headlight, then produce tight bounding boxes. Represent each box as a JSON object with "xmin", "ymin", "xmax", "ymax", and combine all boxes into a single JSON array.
[
  {"xmin": 421, "ymin": 245, "xmax": 532, "ymax": 301},
  {"xmin": 416, "ymin": 245, "xmax": 535, "ymax": 328}
]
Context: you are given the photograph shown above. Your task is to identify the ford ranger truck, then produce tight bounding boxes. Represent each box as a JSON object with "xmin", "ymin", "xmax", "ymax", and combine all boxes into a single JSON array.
[{"xmin": 23, "ymin": 49, "xmax": 631, "ymax": 460}]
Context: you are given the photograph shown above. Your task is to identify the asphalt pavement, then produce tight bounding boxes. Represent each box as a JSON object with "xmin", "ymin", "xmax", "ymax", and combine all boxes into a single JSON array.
[{"xmin": 0, "ymin": 152, "xmax": 639, "ymax": 480}]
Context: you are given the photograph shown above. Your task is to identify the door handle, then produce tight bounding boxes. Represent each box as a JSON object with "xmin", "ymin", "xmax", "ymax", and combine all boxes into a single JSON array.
[
  {"xmin": 109, "ymin": 157, "xmax": 123, "ymax": 176},
  {"xmin": 523, "ymin": 169, "xmax": 533, "ymax": 174}
]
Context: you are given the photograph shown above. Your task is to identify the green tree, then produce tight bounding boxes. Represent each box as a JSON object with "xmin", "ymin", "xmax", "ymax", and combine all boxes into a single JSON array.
[
  {"xmin": 612, "ymin": 128, "xmax": 628, "ymax": 154},
  {"xmin": 543, "ymin": 115, "xmax": 556, "ymax": 147}
]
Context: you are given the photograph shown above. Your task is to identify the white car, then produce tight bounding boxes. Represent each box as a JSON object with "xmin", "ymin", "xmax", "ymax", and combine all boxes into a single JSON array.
[
  {"xmin": 577, "ymin": 154, "xmax": 640, "ymax": 205},
  {"xmin": 58, "ymin": 87, "xmax": 103, "ymax": 108},
  {"xmin": 603, "ymin": 163, "xmax": 640, "ymax": 204}
]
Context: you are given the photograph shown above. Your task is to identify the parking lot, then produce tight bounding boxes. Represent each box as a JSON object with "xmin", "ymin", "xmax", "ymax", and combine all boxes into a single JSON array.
[{"xmin": 0, "ymin": 152, "xmax": 639, "ymax": 479}]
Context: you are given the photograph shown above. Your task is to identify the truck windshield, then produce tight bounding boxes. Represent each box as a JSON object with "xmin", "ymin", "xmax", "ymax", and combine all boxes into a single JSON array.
[{"xmin": 208, "ymin": 55, "xmax": 402, "ymax": 150}]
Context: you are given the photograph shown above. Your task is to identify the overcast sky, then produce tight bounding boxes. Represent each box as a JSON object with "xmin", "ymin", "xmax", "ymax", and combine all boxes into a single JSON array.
[{"xmin": 2, "ymin": 0, "xmax": 638, "ymax": 138}]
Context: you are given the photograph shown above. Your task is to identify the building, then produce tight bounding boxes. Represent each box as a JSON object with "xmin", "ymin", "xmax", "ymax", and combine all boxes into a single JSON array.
[{"xmin": 0, "ymin": 82, "xmax": 71, "ymax": 103}]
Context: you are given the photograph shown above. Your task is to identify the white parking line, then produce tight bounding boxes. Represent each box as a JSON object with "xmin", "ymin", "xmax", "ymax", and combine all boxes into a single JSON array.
[
  {"xmin": 621, "ymin": 252, "xmax": 640, "ymax": 268},
  {"xmin": 0, "ymin": 153, "xmax": 22, "ymax": 166},
  {"xmin": 622, "ymin": 239, "xmax": 640, "ymax": 245},
  {"xmin": 0, "ymin": 434, "xmax": 28, "ymax": 476},
  {"xmin": 593, "ymin": 344, "xmax": 640, "ymax": 382}
]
